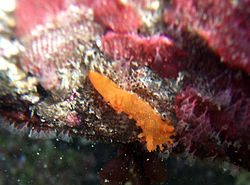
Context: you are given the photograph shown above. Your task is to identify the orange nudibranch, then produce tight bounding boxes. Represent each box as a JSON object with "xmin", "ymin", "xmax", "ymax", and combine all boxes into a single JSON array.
[{"xmin": 89, "ymin": 71, "xmax": 175, "ymax": 152}]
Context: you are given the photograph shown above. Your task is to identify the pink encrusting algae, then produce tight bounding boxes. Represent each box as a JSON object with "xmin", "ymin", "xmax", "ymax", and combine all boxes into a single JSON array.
[
  {"xmin": 175, "ymin": 86, "xmax": 250, "ymax": 165},
  {"xmin": 164, "ymin": 0, "xmax": 250, "ymax": 73},
  {"xmin": 101, "ymin": 32, "xmax": 186, "ymax": 79},
  {"xmin": 16, "ymin": 0, "xmax": 72, "ymax": 36},
  {"xmin": 17, "ymin": 3, "xmax": 104, "ymax": 89},
  {"xmin": 93, "ymin": 0, "xmax": 143, "ymax": 32}
]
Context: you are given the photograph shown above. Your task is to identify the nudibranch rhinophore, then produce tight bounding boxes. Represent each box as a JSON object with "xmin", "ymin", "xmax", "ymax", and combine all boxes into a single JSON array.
[{"xmin": 89, "ymin": 71, "xmax": 175, "ymax": 152}]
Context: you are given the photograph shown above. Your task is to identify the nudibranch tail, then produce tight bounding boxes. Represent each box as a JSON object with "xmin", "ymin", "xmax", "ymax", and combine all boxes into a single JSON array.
[{"xmin": 89, "ymin": 71, "xmax": 175, "ymax": 152}]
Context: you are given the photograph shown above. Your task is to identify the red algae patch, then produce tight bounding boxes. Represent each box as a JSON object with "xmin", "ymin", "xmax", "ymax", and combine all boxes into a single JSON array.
[
  {"xmin": 101, "ymin": 32, "xmax": 185, "ymax": 79},
  {"xmin": 164, "ymin": 0, "xmax": 250, "ymax": 73},
  {"xmin": 93, "ymin": 0, "xmax": 142, "ymax": 32},
  {"xmin": 89, "ymin": 71, "xmax": 175, "ymax": 152}
]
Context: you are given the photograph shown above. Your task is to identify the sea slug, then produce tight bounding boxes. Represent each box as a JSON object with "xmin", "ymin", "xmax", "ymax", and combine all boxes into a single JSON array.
[{"xmin": 89, "ymin": 71, "xmax": 175, "ymax": 152}]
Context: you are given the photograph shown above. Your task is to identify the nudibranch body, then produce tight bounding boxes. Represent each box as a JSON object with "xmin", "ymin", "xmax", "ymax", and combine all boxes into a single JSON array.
[{"xmin": 89, "ymin": 71, "xmax": 175, "ymax": 152}]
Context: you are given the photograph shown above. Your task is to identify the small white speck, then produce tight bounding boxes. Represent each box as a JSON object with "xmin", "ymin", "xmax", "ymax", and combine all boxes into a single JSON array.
[
  {"xmin": 0, "ymin": 38, "xmax": 19, "ymax": 57},
  {"xmin": 96, "ymin": 39, "xmax": 102, "ymax": 48},
  {"xmin": 104, "ymin": 179, "xmax": 109, "ymax": 183},
  {"xmin": 0, "ymin": 0, "xmax": 16, "ymax": 12},
  {"xmin": 119, "ymin": 0, "xmax": 128, "ymax": 6},
  {"xmin": 69, "ymin": 5, "xmax": 80, "ymax": 12},
  {"xmin": 150, "ymin": 1, "xmax": 160, "ymax": 10}
]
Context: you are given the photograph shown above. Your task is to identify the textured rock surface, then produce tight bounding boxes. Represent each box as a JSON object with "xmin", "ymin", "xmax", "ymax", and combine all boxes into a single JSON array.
[{"xmin": 0, "ymin": 0, "xmax": 249, "ymax": 172}]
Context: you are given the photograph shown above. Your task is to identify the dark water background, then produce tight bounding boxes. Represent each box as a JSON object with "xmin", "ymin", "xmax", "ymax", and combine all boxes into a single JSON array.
[{"xmin": 0, "ymin": 128, "xmax": 249, "ymax": 185}]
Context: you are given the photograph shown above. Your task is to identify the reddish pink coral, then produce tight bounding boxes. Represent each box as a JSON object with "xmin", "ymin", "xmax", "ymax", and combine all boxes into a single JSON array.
[
  {"xmin": 18, "ymin": 3, "xmax": 103, "ymax": 89},
  {"xmin": 16, "ymin": 0, "xmax": 95, "ymax": 36},
  {"xmin": 175, "ymin": 85, "xmax": 250, "ymax": 161},
  {"xmin": 164, "ymin": 0, "xmax": 250, "ymax": 73},
  {"xmin": 16, "ymin": 0, "xmax": 66, "ymax": 36},
  {"xmin": 101, "ymin": 32, "xmax": 186, "ymax": 78},
  {"xmin": 93, "ymin": 0, "xmax": 142, "ymax": 32},
  {"xmin": 175, "ymin": 87, "xmax": 214, "ymax": 151}
]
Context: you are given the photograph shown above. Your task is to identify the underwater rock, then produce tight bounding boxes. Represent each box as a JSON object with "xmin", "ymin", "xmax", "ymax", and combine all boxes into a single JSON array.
[{"xmin": 0, "ymin": 0, "xmax": 249, "ymax": 173}]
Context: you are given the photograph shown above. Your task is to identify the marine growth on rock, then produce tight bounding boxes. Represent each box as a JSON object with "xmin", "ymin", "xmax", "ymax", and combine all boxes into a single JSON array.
[{"xmin": 0, "ymin": 0, "xmax": 249, "ymax": 180}]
